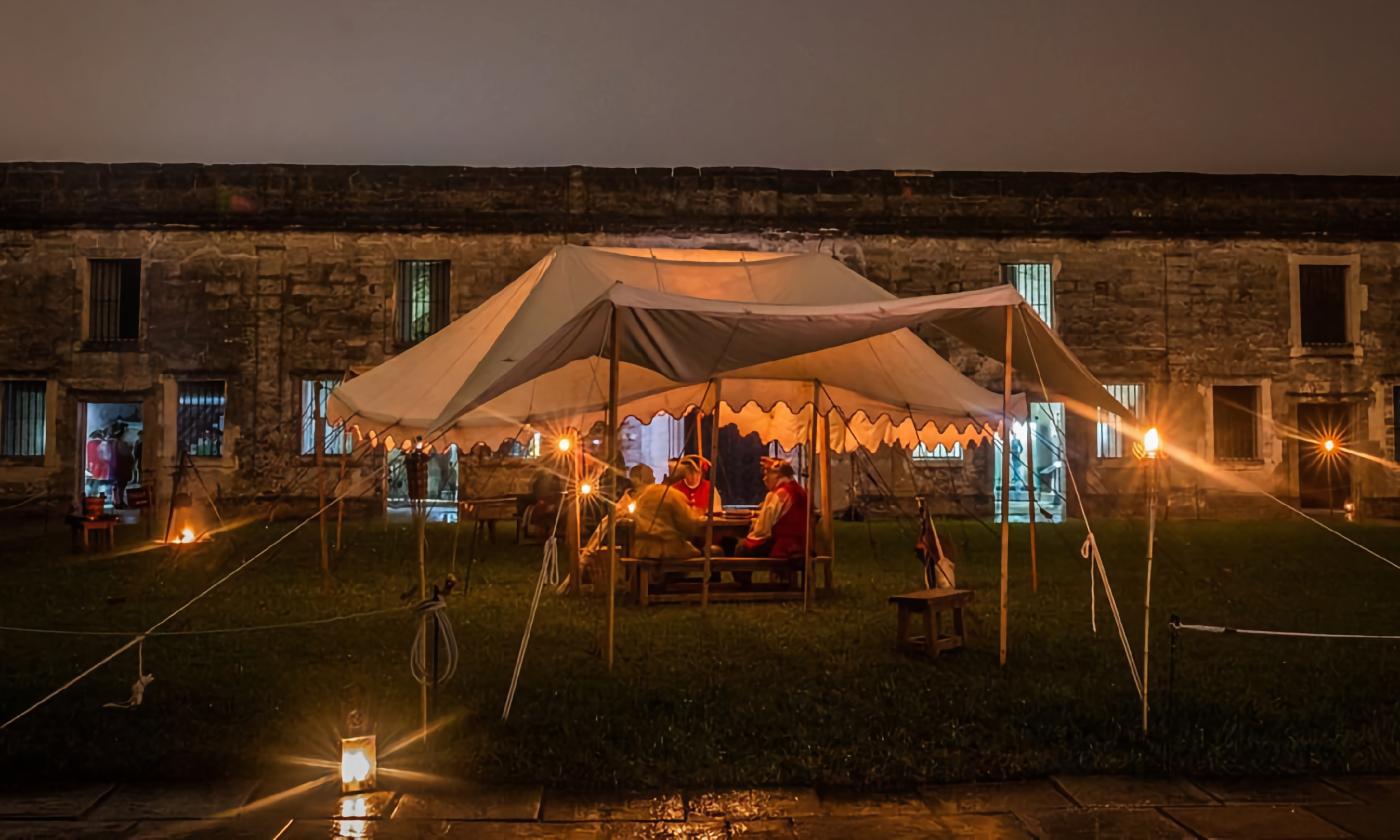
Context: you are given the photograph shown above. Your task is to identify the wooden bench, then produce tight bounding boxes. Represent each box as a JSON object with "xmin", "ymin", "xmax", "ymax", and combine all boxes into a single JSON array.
[
  {"xmin": 888, "ymin": 588, "xmax": 973, "ymax": 657},
  {"xmin": 622, "ymin": 556, "xmax": 811, "ymax": 605}
]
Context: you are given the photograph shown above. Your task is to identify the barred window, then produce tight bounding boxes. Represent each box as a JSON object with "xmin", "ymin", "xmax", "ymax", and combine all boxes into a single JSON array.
[
  {"xmin": 912, "ymin": 441, "xmax": 963, "ymax": 462},
  {"xmin": 1213, "ymin": 384, "xmax": 1259, "ymax": 461},
  {"xmin": 177, "ymin": 381, "xmax": 226, "ymax": 458},
  {"xmin": 396, "ymin": 260, "xmax": 451, "ymax": 345},
  {"xmin": 300, "ymin": 378, "xmax": 351, "ymax": 455},
  {"xmin": 1096, "ymin": 383, "xmax": 1144, "ymax": 458},
  {"xmin": 1298, "ymin": 265, "xmax": 1348, "ymax": 348},
  {"xmin": 500, "ymin": 432, "xmax": 542, "ymax": 459},
  {"xmin": 89, "ymin": 259, "xmax": 141, "ymax": 342},
  {"xmin": 1, "ymin": 381, "xmax": 46, "ymax": 458},
  {"xmin": 1003, "ymin": 263, "xmax": 1054, "ymax": 328}
]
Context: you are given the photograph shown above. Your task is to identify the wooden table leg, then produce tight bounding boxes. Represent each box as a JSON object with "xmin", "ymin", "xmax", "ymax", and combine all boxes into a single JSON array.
[
  {"xmin": 923, "ymin": 607, "xmax": 937, "ymax": 657},
  {"xmin": 638, "ymin": 566, "xmax": 650, "ymax": 607},
  {"xmin": 896, "ymin": 604, "xmax": 910, "ymax": 651},
  {"xmin": 953, "ymin": 606, "xmax": 966, "ymax": 646}
]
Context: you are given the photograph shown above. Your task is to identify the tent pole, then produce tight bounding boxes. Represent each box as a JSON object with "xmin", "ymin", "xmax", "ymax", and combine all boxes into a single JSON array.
[
  {"xmin": 702, "ymin": 380, "xmax": 721, "ymax": 611},
  {"xmin": 315, "ymin": 382, "xmax": 330, "ymax": 585},
  {"xmin": 605, "ymin": 307, "xmax": 621, "ymax": 672},
  {"xmin": 804, "ymin": 380, "xmax": 818, "ymax": 610},
  {"xmin": 566, "ymin": 427, "xmax": 581, "ymax": 596},
  {"xmin": 1142, "ymin": 452, "xmax": 1159, "ymax": 733},
  {"xmin": 819, "ymin": 399, "xmax": 834, "ymax": 589},
  {"xmin": 999, "ymin": 305, "xmax": 1013, "ymax": 667},
  {"xmin": 1026, "ymin": 407, "xmax": 1038, "ymax": 593}
]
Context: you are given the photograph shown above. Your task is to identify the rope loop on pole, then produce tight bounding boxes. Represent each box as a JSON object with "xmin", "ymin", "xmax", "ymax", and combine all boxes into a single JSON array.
[{"xmin": 410, "ymin": 594, "xmax": 459, "ymax": 686}]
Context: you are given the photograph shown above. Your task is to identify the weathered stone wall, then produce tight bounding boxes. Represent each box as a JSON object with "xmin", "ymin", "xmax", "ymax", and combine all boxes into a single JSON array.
[{"xmin": 3, "ymin": 163, "xmax": 1399, "ymax": 521}]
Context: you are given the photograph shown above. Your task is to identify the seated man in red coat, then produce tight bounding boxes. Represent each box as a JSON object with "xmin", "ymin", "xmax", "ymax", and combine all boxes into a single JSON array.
[
  {"xmin": 670, "ymin": 454, "xmax": 722, "ymax": 512},
  {"xmin": 739, "ymin": 456, "xmax": 808, "ymax": 560}
]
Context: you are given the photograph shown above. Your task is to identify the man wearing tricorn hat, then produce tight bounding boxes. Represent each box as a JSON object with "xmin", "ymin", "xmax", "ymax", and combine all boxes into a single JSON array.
[
  {"xmin": 670, "ymin": 453, "xmax": 722, "ymax": 512},
  {"xmin": 739, "ymin": 456, "xmax": 808, "ymax": 560}
]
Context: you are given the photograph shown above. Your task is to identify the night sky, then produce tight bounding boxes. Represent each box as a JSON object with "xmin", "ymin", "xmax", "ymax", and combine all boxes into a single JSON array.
[{"xmin": 3, "ymin": 0, "xmax": 1399, "ymax": 174}]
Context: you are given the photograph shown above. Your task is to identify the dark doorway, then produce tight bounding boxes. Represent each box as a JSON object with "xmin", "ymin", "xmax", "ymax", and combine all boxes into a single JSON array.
[{"xmin": 1296, "ymin": 402, "xmax": 1352, "ymax": 510}]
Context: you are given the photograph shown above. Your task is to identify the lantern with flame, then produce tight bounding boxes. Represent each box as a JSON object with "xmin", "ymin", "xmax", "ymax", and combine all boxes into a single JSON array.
[
  {"xmin": 340, "ymin": 735, "xmax": 377, "ymax": 794},
  {"xmin": 1322, "ymin": 437, "xmax": 1337, "ymax": 454}
]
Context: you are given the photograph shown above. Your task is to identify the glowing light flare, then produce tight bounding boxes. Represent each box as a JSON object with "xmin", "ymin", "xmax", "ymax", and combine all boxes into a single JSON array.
[
  {"xmin": 556, "ymin": 436, "xmax": 572, "ymax": 453},
  {"xmin": 1143, "ymin": 427, "xmax": 1161, "ymax": 459},
  {"xmin": 1322, "ymin": 438, "xmax": 1337, "ymax": 453},
  {"xmin": 179, "ymin": 527, "xmax": 196, "ymax": 543},
  {"xmin": 579, "ymin": 481, "xmax": 593, "ymax": 496},
  {"xmin": 340, "ymin": 735, "xmax": 377, "ymax": 794},
  {"xmin": 627, "ymin": 502, "xmax": 636, "ymax": 514}
]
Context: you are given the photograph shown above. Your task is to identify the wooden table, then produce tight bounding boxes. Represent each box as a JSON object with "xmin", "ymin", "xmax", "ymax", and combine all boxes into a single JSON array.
[
  {"xmin": 888, "ymin": 588, "xmax": 974, "ymax": 657},
  {"xmin": 67, "ymin": 514, "xmax": 119, "ymax": 552}
]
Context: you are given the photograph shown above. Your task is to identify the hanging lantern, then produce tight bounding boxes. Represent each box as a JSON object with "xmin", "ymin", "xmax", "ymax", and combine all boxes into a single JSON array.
[{"xmin": 340, "ymin": 735, "xmax": 377, "ymax": 793}]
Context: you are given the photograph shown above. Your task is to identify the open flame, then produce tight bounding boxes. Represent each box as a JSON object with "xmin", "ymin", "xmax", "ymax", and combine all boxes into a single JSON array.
[{"xmin": 178, "ymin": 527, "xmax": 197, "ymax": 543}]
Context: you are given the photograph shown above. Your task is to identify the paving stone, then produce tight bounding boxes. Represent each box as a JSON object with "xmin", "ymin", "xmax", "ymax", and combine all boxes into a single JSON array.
[
  {"xmin": 1050, "ymin": 775, "xmax": 1214, "ymax": 808},
  {"xmin": 0, "ymin": 822, "xmax": 135, "ymax": 840},
  {"xmin": 930, "ymin": 813, "xmax": 1033, "ymax": 837},
  {"xmin": 790, "ymin": 814, "xmax": 960, "ymax": 839},
  {"xmin": 686, "ymin": 788, "xmax": 821, "ymax": 820},
  {"xmin": 1322, "ymin": 776, "xmax": 1400, "ymax": 804},
  {"xmin": 1309, "ymin": 803, "xmax": 1400, "ymax": 839},
  {"xmin": 921, "ymin": 780, "xmax": 1073, "ymax": 814},
  {"xmin": 391, "ymin": 783, "xmax": 542, "ymax": 820},
  {"xmin": 1164, "ymin": 805, "xmax": 1351, "ymax": 839},
  {"xmin": 88, "ymin": 779, "xmax": 260, "ymax": 819},
  {"xmin": 0, "ymin": 784, "xmax": 114, "ymax": 818},
  {"xmin": 541, "ymin": 790, "xmax": 684, "ymax": 822},
  {"xmin": 603, "ymin": 820, "xmax": 729, "ymax": 839},
  {"xmin": 1192, "ymin": 777, "xmax": 1356, "ymax": 805},
  {"xmin": 1013, "ymin": 808, "xmax": 1195, "ymax": 839},
  {"xmin": 129, "ymin": 818, "xmax": 297, "ymax": 839},
  {"xmin": 816, "ymin": 789, "xmax": 929, "ymax": 817}
]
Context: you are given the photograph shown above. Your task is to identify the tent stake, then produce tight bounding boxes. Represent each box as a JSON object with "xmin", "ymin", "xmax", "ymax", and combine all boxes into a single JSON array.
[
  {"xmin": 605, "ymin": 307, "xmax": 620, "ymax": 672},
  {"xmin": 999, "ymin": 305, "xmax": 1013, "ymax": 666},
  {"xmin": 702, "ymin": 380, "xmax": 721, "ymax": 611}
]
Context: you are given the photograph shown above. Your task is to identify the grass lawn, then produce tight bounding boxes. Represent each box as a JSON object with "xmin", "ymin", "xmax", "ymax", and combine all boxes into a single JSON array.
[{"xmin": 1, "ymin": 512, "xmax": 1397, "ymax": 788}]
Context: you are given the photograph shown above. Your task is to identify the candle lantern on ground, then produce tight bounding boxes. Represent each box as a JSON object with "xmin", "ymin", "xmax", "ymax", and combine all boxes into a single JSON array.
[{"xmin": 339, "ymin": 734, "xmax": 377, "ymax": 794}]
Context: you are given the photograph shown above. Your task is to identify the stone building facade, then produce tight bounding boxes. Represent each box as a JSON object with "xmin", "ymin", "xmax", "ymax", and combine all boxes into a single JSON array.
[{"xmin": 2, "ymin": 163, "xmax": 1399, "ymax": 523}]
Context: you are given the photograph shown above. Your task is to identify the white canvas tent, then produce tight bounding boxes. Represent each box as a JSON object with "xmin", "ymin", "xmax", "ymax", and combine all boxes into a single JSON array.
[{"xmin": 329, "ymin": 245, "xmax": 1133, "ymax": 671}]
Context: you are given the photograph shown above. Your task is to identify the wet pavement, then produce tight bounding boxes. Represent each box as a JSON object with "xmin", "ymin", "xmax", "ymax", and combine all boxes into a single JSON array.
[{"xmin": 0, "ymin": 775, "xmax": 1396, "ymax": 838}]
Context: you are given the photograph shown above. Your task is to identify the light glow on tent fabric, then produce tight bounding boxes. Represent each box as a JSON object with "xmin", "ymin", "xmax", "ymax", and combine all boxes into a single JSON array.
[{"xmin": 340, "ymin": 735, "xmax": 376, "ymax": 793}]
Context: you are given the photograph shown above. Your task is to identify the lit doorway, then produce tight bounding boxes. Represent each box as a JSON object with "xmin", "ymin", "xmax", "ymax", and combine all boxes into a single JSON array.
[
  {"xmin": 994, "ymin": 402, "xmax": 1066, "ymax": 523},
  {"xmin": 1296, "ymin": 402, "xmax": 1352, "ymax": 512},
  {"xmin": 78, "ymin": 400, "xmax": 145, "ymax": 517}
]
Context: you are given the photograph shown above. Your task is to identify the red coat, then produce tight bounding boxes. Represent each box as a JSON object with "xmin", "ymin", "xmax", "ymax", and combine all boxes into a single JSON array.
[
  {"xmin": 768, "ymin": 480, "xmax": 809, "ymax": 559},
  {"xmin": 677, "ymin": 478, "xmax": 712, "ymax": 511}
]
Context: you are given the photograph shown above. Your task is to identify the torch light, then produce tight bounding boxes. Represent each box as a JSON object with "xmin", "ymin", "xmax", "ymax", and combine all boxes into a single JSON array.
[
  {"xmin": 1143, "ymin": 427, "xmax": 1161, "ymax": 459},
  {"xmin": 579, "ymin": 481, "xmax": 593, "ymax": 496},
  {"xmin": 1322, "ymin": 438, "xmax": 1336, "ymax": 454},
  {"xmin": 556, "ymin": 436, "xmax": 572, "ymax": 453},
  {"xmin": 340, "ymin": 735, "xmax": 377, "ymax": 794},
  {"xmin": 627, "ymin": 501, "xmax": 636, "ymax": 515}
]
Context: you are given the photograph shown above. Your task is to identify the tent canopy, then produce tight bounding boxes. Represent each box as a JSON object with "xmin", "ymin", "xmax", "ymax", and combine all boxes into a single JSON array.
[{"xmin": 330, "ymin": 246, "xmax": 1121, "ymax": 453}]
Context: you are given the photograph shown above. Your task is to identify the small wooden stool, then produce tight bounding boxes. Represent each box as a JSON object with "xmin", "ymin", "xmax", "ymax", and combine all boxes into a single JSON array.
[
  {"xmin": 68, "ymin": 514, "xmax": 119, "ymax": 553},
  {"xmin": 889, "ymin": 588, "xmax": 973, "ymax": 657}
]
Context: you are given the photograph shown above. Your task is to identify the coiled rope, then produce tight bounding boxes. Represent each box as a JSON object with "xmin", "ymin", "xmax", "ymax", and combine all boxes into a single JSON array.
[{"xmin": 410, "ymin": 594, "xmax": 459, "ymax": 686}]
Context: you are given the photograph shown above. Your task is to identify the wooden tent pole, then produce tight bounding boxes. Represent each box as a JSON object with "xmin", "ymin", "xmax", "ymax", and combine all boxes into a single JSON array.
[
  {"xmin": 702, "ymin": 380, "xmax": 721, "ymax": 610},
  {"xmin": 1026, "ymin": 407, "xmax": 1038, "ymax": 593},
  {"xmin": 566, "ymin": 426, "xmax": 581, "ymax": 596},
  {"xmin": 415, "ymin": 446, "xmax": 428, "ymax": 744},
  {"xmin": 819, "ymin": 399, "xmax": 834, "ymax": 586},
  {"xmin": 315, "ymin": 382, "xmax": 329, "ymax": 583},
  {"xmin": 605, "ymin": 308, "xmax": 621, "ymax": 672},
  {"xmin": 999, "ymin": 305, "xmax": 1013, "ymax": 667},
  {"xmin": 804, "ymin": 380, "xmax": 818, "ymax": 610}
]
